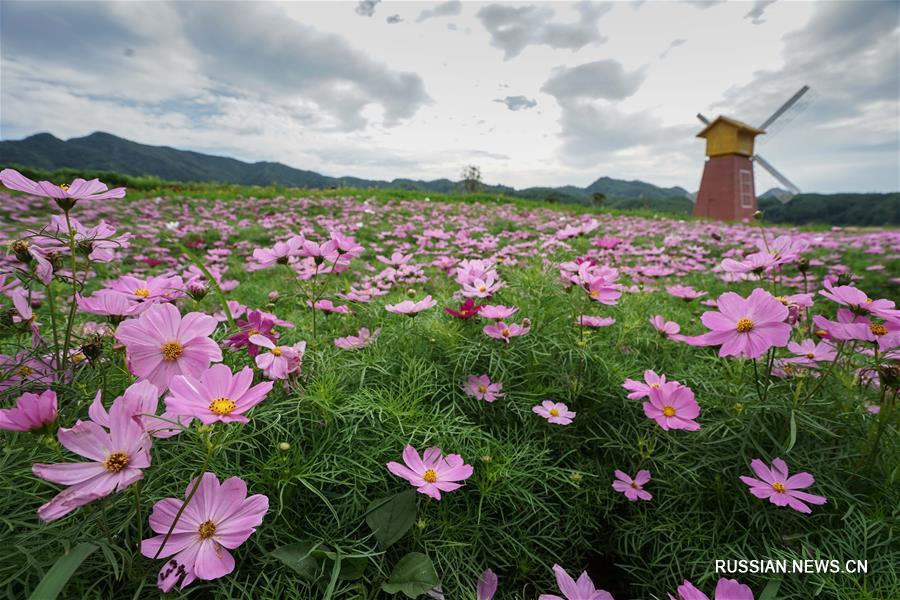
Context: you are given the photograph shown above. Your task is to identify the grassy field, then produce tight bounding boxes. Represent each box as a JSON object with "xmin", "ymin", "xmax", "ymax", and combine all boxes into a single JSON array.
[{"xmin": 0, "ymin": 183, "xmax": 898, "ymax": 599}]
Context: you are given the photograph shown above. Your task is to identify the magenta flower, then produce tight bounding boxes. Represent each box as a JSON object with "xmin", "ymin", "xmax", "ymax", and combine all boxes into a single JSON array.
[
  {"xmin": 483, "ymin": 321, "xmax": 530, "ymax": 343},
  {"xmin": 477, "ymin": 569, "xmax": 498, "ymax": 600},
  {"xmin": 649, "ymin": 315, "xmax": 681, "ymax": 337},
  {"xmin": 0, "ymin": 389, "xmax": 57, "ymax": 432},
  {"xmin": 463, "ymin": 374, "xmax": 504, "ymax": 402},
  {"xmin": 666, "ymin": 285, "xmax": 707, "ymax": 301},
  {"xmin": 785, "ymin": 339, "xmax": 837, "ymax": 367},
  {"xmin": 115, "ymin": 303, "xmax": 222, "ymax": 392},
  {"xmin": 585, "ymin": 276, "xmax": 622, "ymax": 305},
  {"xmin": 224, "ymin": 310, "xmax": 279, "ymax": 356},
  {"xmin": 670, "ymin": 578, "xmax": 754, "ymax": 600},
  {"xmin": 697, "ymin": 288, "xmax": 791, "ymax": 359},
  {"xmin": 533, "ymin": 401, "xmax": 576, "ymax": 425},
  {"xmin": 78, "ymin": 290, "xmax": 146, "ymax": 319},
  {"xmin": 538, "ymin": 564, "xmax": 614, "ymax": 600},
  {"xmin": 141, "ymin": 473, "xmax": 268, "ymax": 592},
  {"xmin": 309, "ymin": 299, "xmax": 353, "ymax": 314},
  {"xmin": 165, "ymin": 364, "xmax": 273, "ymax": 425},
  {"xmin": 0, "ymin": 168, "xmax": 125, "ymax": 206},
  {"xmin": 334, "ymin": 327, "xmax": 380, "ymax": 350},
  {"xmin": 90, "ymin": 380, "xmax": 186, "ymax": 438},
  {"xmin": 622, "ymin": 370, "xmax": 671, "ymax": 400},
  {"xmin": 643, "ymin": 382, "xmax": 700, "ymax": 431},
  {"xmin": 612, "ymin": 470, "xmax": 652, "ymax": 501},
  {"xmin": 32, "ymin": 397, "xmax": 152, "ymax": 522},
  {"xmin": 444, "ymin": 298, "xmax": 484, "ymax": 319},
  {"xmin": 386, "ymin": 445, "xmax": 474, "ymax": 500},
  {"xmin": 250, "ymin": 235, "xmax": 305, "ymax": 268},
  {"xmin": 250, "ymin": 335, "xmax": 305, "ymax": 380},
  {"xmin": 106, "ymin": 275, "xmax": 185, "ymax": 303},
  {"xmin": 385, "ymin": 295, "xmax": 437, "ymax": 315},
  {"xmin": 739, "ymin": 458, "xmax": 827, "ymax": 514}
]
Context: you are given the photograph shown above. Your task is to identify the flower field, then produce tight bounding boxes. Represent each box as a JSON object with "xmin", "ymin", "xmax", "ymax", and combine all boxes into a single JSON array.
[{"xmin": 0, "ymin": 171, "xmax": 898, "ymax": 600}]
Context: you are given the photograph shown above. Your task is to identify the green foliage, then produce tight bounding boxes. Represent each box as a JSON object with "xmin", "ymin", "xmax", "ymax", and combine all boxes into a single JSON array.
[{"xmin": 381, "ymin": 553, "xmax": 440, "ymax": 598}]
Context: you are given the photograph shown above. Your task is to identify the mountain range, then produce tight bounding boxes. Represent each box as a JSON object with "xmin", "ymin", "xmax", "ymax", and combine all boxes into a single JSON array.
[{"xmin": 0, "ymin": 132, "xmax": 692, "ymax": 201}]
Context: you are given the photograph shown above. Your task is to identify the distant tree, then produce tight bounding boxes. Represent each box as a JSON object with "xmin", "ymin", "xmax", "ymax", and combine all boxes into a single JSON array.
[
  {"xmin": 591, "ymin": 192, "xmax": 606, "ymax": 208},
  {"xmin": 460, "ymin": 165, "xmax": 482, "ymax": 194}
]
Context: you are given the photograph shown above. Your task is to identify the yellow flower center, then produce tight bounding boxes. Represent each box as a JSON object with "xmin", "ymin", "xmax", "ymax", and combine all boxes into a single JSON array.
[
  {"xmin": 870, "ymin": 324, "xmax": 887, "ymax": 336},
  {"xmin": 501, "ymin": 328, "xmax": 511, "ymax": 337},
  {"xmin": 772, "ymin": 482, "xmax": 786, "ymax": 493},
  {"xmin": 209, "ymin": 397, "xmax": 236, "ymax": 416},
  {"xmin": 630, "ymin": 481, "xmax": 640, "ymax": 489},
  {"xmin": 806, "ymin": 353, "xmax": 815, "ymax": 359},
  {"xmin": 16, "ymin": 366, "xmax": 34, "ymax": 377},
  {"xmin": 662, "ymin": 406, "xmax": 676, "ymax": 417},
  {"xmin": 865, "ymin": 298, "xmax": 873, "ymax": 303},
  {"xmin": 248, "ymin": 329, "xmax": 260, "ymax": 336},
  {"xmin": 71, "ymin": 352, "xmax": 86, "ymax": 363},
  {"xmin": 477, "ymin": 385, "xmax": 487, "ymax": 394},
  {"xmin": 590, "ymin": 290, "xmax": 600, "ymax": 297},
  {"xmin": 103, "ymin": 451, "xmax": 130, "ymax": 473},
  {"xmin": 650, "ymin": 383, "xmax": 661, "ymax": 389},
  {"xmin": 423, "ymin": 469, "xmax": 438, "ymax": 483},
  {"xmin": 59, "ymin": 183, "xmax": 70, "ymax": 191},
  {"xmin": 198, "ymin": 520, "xmax": 217, "ymax": 539},
  {"xmin": 549, "ymin": 408, "xmax": 560, "ymax": 416},
  {"xmin": 736, "ymin": 318, "xmax": 754, "ymax": 333},
  {"xmin": 160, "ymin": 340, "xmax": 184, "ymax": 361},
  {"xmin": 11, "ymin": 240, "xmax": 30, "ymax": 252},
  {"xmin": 134, "ymin": 288, "xmax": 151, "ymax": 298},
  {"xmin": 272, "ymin": 347, "xmax": 282, "ymax": 356},
  {"xmin": 479, "ymin": 285, "xmax": 487, "ymax": 292}
]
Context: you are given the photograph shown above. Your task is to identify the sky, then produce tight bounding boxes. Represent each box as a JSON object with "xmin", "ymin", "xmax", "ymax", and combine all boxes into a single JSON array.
[{"xmin": 1, "ymin": 0, "xmax": 898, "ymax": 193}]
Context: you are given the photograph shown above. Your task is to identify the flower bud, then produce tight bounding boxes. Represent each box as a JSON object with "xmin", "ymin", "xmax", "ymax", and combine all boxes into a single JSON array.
[
  {"xmin": 186, "ymin": 280, "xmax": 209, "ymax": 301},
  {"xmin": 406, "ymin": 288, "xmax": 417, "ymax": 298},
  {"xmin": 10, "ymin": 240, "xmax": 32, "ymax": 263},
  {"xmin": 797, "ymin": 257, "xmax": 810, "ymax": 273},
  {"xmin": 277, "ymin": 442, "xmax": 291, "ymax": 452},
  {"xmin": 752, "ymin": 210, "xmax": 763, "ymax": 221}
]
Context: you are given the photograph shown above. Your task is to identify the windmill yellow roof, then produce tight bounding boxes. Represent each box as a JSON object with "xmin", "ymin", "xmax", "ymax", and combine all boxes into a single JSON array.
[{"xmin": 697, "ymin": 116, "xmax": 765, "ymax": 157}]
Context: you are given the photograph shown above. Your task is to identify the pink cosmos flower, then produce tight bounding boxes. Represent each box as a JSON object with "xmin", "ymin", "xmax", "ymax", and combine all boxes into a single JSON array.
[
  {"xmin": 461, "ymin": 272, "xmax": 503, "ymax": 298},
  {"xmin": 477, "ymin": 569, "xmax": 498, "ymax": 600},
  {"xmin": 538, "ymin": 564, "xmax": 614, "ymax": 600},
  {"xmin": 250, "ymin": 335, "xmax": 305, "ymax": 380},
  {"xmin": 386, "ymin": 445, "xmax": 474, "ymax": 500},
  {"xmin": 32, "ymin": 397, "xmax": 151, "ymax": 522},
  {"xmin": 612, "ymin": 470, "xmax": 652, "ymax": 501},
  {"xmin": 8, "ymin": 238, "xmax": 54, "ymax": 285},
  {"xmin": 224, "ymin": 310, "xmax": 279, "ymax": 356},
  {"xmin": 334, "ymin": 327, "xmax": 380, "ymax": 350},
  {"xmin": 78, "ymin": 290, "xmax": 146, "ymax": 319},
  {"xmin": 585, "ymin": 276, "xmax": 622, "ymax": 305},
  {"xmin": 115, "ymin": 303, "xmax": 222, "ymax": 392},
  {"xmin": 0, "ymin": 389, "xmax": 57, "ymax": 432},
  {"xmin": 696, "ymin": 288, "xmax": 791, "ymax": 359},
  {"xmin": 478, "ymin": 304, "xmax": 518, "ymax": 321},
  {"xmin": 669, "ymin": 578, "xmax": 754, "ymax": 600},
  {"xmin": 463, "ymin": 374, "xmax": 504, "ymax": 402},
  {"xmin": 483, "ymin": 321, "xmax": 530, "ymax": 343},
  {"xmin": 784, "ymin": 339, "xmax": 837, "ymax": 367},
  {"xmin": 106, "ymin": 275, "xmax": 185, "ymax": 303},
  {"xmin": 250, "ymin": 235, "xmax": 305, "ymax": 268},
  {"xmin": 533, "ymin": 401, "xmax": 576, "ymax": 425},
  {"xmin": 141, "ymin": 473, "xmax": 268, "ymax": 592},
  {"xmin": 309, "ymin": 299, "xmax": 353, "ymax": 314},
  {"xmin": 622, "ymin": 370, "xmax": 672, "ymax": 400},
  {"xmin": 812, "ymin": 309, "xmax": 871, "ymax": 342},
  {"xmin": 721, "ymin": 251, "xmax": 779, "ymax": 275},
  {"xmin": 666, "ymin": 285, "xmax": 707, "ymax": 301},
  {"xmin": 577, "ymin": 316, "xmax": 616, "ymax": 327},
  {"xmin": 90, "ymin": 380, "xmax": 186, "ymax": 438},
  {"xmin": 165, "ymin": 364, "xmax": 273, "ymax": 425},
  {"xmin": 0, "ymin": 168, "xmax": 126, "ymax": 206},
  {"xmin": 643, "ymin": 382, "xmax": 700, "ymax": 431},
  {"xmin": 385, "ymin": 295, "xmax": 437, "ymax": 315},
  {"xmin": 739, "ymin": 458, "xmax": 827, "ymax": 514},
  {"xmin": 819, "ymin": 283, "xmax": 900, "ymax": 320},
  {"xmin": 650, "ymin": 315, "xmax": 681, "ymax": 337},
  {"xmin": 377, "ymin": 251, "xmax": 413, "ymax": 266}
]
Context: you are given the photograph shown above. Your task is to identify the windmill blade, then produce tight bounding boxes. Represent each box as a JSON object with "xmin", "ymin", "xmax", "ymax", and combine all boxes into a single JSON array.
[
  {"xmin": 696, "ymin": 112, "xmax": 711, "ymax": 125},
  {"xmin": 754, "ymin": 154, "xmax": 801, "ymax": 202},
  {"xmin": 759, "ymin": 85, "xmax": 810, "ymax": 131}
]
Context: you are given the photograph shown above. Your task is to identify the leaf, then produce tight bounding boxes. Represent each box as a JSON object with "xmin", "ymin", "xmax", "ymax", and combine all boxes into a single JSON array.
[
  {"xmin": 29, "ymin": 542, "xmax": 98, "ymax": 600},
  {"xmin": 785, "ymin": 410, "xmax": 797, "ymax": 453},
  {"xmin": 758, "ymin": 577, "xmax": 782, "ymax": 600},
  {"xmin": 270, "ymin": 542, "xmax": 323, "ymax": 579},
  {"xmin": 271, "ymin": 542, "xmax": 367, "ymax": 582},
  {"xmin": 365, "ymin": 489, "xmax": 417, "ymax": 549},
  {"xmin": 381, "ymin": 552, "xmax": 440, "ymax": 598}
]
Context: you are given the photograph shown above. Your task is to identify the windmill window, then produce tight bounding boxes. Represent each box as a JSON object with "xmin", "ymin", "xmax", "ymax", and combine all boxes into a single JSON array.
[{"xmin": 739, "ymin": 169, "xmax": 754, "ymax": 208}]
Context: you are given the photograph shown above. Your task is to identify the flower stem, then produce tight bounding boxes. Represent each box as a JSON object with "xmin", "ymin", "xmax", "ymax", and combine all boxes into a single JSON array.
[{"xmin": 59, "ymin": 209, "xmax": 80, "ymax": 376}]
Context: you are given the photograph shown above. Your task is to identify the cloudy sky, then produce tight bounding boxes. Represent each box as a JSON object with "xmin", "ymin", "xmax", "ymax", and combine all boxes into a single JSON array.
[{"xmin": 1, "ymin": 1, "xmax": 898, "ymax": 192}]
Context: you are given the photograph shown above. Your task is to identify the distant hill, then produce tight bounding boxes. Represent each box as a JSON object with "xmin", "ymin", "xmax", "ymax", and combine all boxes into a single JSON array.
[{"xmin": 0, "ymin": 132, "xmax": 690, "ymax": 201}]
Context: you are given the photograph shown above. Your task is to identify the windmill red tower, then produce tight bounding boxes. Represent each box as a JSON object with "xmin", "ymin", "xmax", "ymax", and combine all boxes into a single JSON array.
[{"xmin": 693, "ymin": 86, "xmax": 810, "ymax": 221}]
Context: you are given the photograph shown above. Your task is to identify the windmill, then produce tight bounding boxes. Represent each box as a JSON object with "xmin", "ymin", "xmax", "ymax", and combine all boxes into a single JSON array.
[{"xmin": 693, "ymin": 85, "xmax": 810, "ymax": 220}]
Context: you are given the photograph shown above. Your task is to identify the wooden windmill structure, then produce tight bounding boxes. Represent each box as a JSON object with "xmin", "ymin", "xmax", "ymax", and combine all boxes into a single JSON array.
[{"xmin": 693, "ymin": 86, "xmax": 809, "ymax": 221}]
